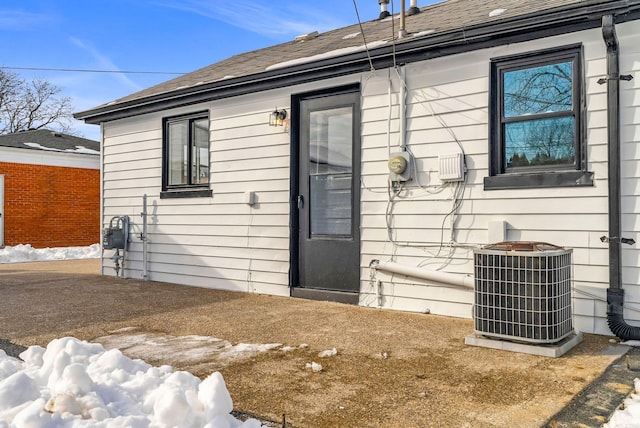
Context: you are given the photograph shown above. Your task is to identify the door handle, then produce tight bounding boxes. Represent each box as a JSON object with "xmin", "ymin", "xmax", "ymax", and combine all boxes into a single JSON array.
[{"xmin": 297, "ymin": 195, "xmax": 304, "ymax": 209}]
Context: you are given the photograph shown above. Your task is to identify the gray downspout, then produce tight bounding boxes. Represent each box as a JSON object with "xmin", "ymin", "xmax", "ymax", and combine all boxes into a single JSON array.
[{"xmin": 602, "ymin": 15, "xmax": 640, "ymax": 340}]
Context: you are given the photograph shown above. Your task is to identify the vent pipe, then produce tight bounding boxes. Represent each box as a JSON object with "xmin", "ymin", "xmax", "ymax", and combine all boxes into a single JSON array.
[
  {"xmin": 601, "ymin": 15, "xmax": 639, "ymax": 340},
  {"xmin": 378, "ymin": 0, "xmax": 390, "ymax": 19},
  {"xmin": 399, "ymin": 0, "xmax": 408, "ymax": 38},
  {"xmin": 408, "ymin": 0, "xmax": 420, "ymax": 16},
  {"xmin": 370, "ymin": 260, "xmax": 474, "ymax": 289}
]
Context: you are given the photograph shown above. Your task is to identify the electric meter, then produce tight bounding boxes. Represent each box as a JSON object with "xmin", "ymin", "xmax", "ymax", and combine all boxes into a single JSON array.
[
  {"xmin": 388, "ymin": 151, "xmax": 412, "ymax": 182},
  {"xmin": 388, "ymin": 156, "xmax": 407, "ymax": 175}
]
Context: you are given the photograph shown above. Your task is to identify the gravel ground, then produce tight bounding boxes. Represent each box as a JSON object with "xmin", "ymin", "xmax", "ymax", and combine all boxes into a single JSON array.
[
  {"xmin": 0, "ymin": 338, "xmax": 26, "ymax": 358},
  {"xmin": 0, "ymin": 259, "xmax": 631, "ymax": 427}
]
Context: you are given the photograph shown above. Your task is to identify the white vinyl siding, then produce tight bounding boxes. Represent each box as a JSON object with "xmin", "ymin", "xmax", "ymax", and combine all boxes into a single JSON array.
[
  {"xmin": 101, "ymin": 95, "xmax": 296, "ymax": 296},
  {"xmin": 100, "ymin": 21, "xmax": 639, "ymax": 336},
  {"xmin": 358, "ymin": 22, "xmax": 639, "ymax": 335}
]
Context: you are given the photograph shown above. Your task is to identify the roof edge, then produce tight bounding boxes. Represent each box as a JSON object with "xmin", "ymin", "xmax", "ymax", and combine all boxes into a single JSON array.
[{"xmin": 75, "ymin": 0, "xmax": 640, "ymax": 124}]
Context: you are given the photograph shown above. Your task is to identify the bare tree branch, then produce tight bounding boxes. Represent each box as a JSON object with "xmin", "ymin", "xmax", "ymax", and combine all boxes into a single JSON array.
[{"xmin": 0, "ymin": 68, "xmax": 74, "ymax": 135}]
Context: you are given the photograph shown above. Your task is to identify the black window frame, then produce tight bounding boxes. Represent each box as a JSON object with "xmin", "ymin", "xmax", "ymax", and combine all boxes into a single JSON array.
[
  {"xmin": 484, "ymin": 44, "xmax": 593, "ymax": 190},
  {"xmin": 161, "ymin": 111, "xmax": 213, "ymax": 199}
]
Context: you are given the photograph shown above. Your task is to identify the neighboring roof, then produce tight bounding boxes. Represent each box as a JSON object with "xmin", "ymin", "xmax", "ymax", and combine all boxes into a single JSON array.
[
  {"xmin": 75, "ymin": 0, "xmax": 640, "ymax": 124},
  {"xmin": 0, "ymin": 129, "xmax": 100, "ymax": 155}
]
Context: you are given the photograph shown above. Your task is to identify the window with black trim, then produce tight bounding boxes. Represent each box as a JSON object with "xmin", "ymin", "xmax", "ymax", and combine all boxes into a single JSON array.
[
  {"xmin": 161, "ymin": 112, "xmax": 212, "ymax": 199},
  {"xmin": 485, "ymin": 45, "xmax": 593, "ymax": 190}
]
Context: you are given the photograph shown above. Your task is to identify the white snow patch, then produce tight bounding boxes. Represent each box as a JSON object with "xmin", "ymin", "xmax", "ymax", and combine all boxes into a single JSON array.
[
  {"xmin": 318, "ymin": 348, "xmax": 337, "ymax": 358},
  {"xmin": 71, "ymin": 145, "xmax": 100, "ymax": 155},
  {"xmin": 413, "ymin": 30, "xmax": 435, "ymax": 37},
  {"xmin": 0, "ymin": 244, "xmax": 101, "ymax": 264},
  {"xmin": 96, "ymin": 330, "xmax": 283, "ymax": 369},
  {"xmin": 0, "ymin": 337, "xmax": 265, "ymax": 427},
  {"xmin": 266, "ymin": 40, "xmax": 388, "ymax": 71},
  {"xmin": 23, "ymin": 142, "xmax": 99, "ymax": 155},
  {"xmin": 342, "ymin": 32, "xmax": 361, "ymax": 40},
  {"xmin": 305, "ymin": 362, "xmax": 323, "ymax": 372},
  {"xmin": 604, "ymin": 378, "xmax": 640, "ymax": 427},
  {"xmin": 489, "ymin": 8, "xmax": 507, "ymax": 17}
]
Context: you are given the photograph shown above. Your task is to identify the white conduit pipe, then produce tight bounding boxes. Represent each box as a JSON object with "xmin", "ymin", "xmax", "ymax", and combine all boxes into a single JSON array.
[
  {"xmin": 371, "ymin": 260, "xmax": 474, "ymax": 289},
  {"xmin": 399, "ymin": 65, "xmax": 407, "ymax": 150}
]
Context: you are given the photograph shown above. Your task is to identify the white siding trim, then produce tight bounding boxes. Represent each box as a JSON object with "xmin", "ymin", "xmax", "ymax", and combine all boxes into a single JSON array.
[{"xmin": 0, "ymin": 147, "xmax": 99, "ymax": 169}]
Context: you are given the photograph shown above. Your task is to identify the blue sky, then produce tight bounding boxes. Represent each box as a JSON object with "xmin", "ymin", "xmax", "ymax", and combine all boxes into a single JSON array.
[{"xmin": 1, "ymin": 0, "xmax": 436, "ymax": 140}]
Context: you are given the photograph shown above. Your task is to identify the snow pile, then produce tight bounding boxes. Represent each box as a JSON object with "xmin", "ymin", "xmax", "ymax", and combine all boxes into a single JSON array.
[
  {"xmin": 0, "ymin": 244, "xmax": 100, "ymax": 264},
  {"xmin": 0, "ymin": 337, "xmax": 263, "ymax": 427},
  {"xmin": 604, "ymin": 377, "xmax": 640, "ymax": 427}
]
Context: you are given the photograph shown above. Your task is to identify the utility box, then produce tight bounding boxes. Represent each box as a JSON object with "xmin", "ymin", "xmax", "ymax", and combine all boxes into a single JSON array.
[{"xmin": 473, "ymin": 242, "xmax": 573, "ymax": 344}]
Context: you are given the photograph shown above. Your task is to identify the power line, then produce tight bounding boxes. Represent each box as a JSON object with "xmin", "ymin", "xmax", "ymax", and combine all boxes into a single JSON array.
[{"xmin": 1, "ymin": 66, "xmax": 186, "ymax": 75}]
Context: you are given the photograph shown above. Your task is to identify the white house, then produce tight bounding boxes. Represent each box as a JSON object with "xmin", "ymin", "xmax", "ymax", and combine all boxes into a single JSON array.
[{"xmin": 75, "ymin": 0, "xmax": 640, "ymax": 340}]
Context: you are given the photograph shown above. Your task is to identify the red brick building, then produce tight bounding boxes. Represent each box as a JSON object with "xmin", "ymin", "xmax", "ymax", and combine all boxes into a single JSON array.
[{"xmin": 0, "ymin": 130, "xmax": 100, "ymax": 248}]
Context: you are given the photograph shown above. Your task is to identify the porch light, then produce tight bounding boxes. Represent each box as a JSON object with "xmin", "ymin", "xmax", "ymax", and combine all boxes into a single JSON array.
[{"xmin": 269, "ymin": 108, "xmax": 287, "ymax": 126}]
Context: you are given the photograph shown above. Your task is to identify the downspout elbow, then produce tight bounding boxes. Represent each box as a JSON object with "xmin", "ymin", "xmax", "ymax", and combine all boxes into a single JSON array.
[{"xmin": 607, "ymin": 289, "xmax": 640, "ymax": 340}]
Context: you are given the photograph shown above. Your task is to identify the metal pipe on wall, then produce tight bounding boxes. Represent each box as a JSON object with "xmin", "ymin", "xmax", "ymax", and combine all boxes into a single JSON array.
[
  {"xmin": 399, "ymin": 0, "xmax": 408, "ymax": 38},
  {"xmin": 141, "ymin": 194, "xmax": 149, "ymax": 280},
  {"xmin": 399, "ymin": 65, "xmax": 407, "ymax": 150}
]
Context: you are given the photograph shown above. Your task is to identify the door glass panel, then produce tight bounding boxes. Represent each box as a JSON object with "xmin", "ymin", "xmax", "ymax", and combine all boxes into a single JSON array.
[{"xmin": 309, "ymin": 107, "xmax": 352, "ymax": 237}]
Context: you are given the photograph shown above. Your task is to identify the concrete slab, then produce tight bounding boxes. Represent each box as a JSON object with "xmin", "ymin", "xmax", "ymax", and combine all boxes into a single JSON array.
[
  {"xmin": 465, "ymin": 331, "xmax": 584, "ymax": 357},
  {"xmin": 0, "ymin": 259, "xmax": 629, "ymax": 427}
]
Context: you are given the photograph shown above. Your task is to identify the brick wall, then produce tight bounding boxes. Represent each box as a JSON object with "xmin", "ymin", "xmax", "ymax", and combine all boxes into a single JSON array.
[{"xmin": 0, "ymin": 162, "xmax": 99, "ymax": 248}]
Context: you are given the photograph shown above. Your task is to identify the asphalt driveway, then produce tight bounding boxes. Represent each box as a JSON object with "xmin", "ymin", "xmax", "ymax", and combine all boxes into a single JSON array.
[{"xmin": 0, "ymin": 259, "xmax": 635, "ymax": 427}]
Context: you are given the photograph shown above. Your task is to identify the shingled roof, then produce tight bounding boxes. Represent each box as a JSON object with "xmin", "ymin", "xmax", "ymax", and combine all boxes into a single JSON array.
[
  {"xmin": 75, "ymin": 0, "xmax": 640, "ymax": 124},
  {"xmin": 0, "ymin": 129, "xmax": 99, "ymax": 155}
]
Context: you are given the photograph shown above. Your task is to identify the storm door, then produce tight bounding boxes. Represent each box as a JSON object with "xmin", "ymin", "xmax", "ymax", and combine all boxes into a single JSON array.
[{"xmin": 293, "ymin": 89, "xmax": 361, "ymax": 301}]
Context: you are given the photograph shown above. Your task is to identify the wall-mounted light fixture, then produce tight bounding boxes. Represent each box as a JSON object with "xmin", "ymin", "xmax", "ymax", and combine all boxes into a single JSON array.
[{"xmin": 269, "ymin": 108, "xmax": 287, "ymax": 126}]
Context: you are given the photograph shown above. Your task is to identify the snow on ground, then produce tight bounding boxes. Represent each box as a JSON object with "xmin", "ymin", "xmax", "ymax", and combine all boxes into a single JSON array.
[
  {"xmin": 0, "ymin": 337, "xmax": 264, "ymax": 427},
  {"xmin": 0, "ymin": 244, "xmax": 100, "ymax": 264},
  {"xmin": 604, "ymin": 342, "xmax": 640, "ymax": 427},
  {"xmin": 604, "ymin": 377, "xmax": 640, "ymax": 427},
  {"xmin": 5, "ymin": 245, "xmax": 633, "ymax": 425},
  {"xmin": 0, "ymin": 246, "xmax": 319, "ymax": 427}
]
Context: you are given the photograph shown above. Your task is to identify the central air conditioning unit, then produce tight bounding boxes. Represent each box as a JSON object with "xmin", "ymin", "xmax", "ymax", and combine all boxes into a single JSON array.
[{"xmin": 473, "ymin": 242, "xmax": 573, "ymax": 344}]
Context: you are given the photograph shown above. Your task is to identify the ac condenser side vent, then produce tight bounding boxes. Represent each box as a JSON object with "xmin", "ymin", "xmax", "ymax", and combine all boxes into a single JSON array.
[{"xmin": 473, "ymin": 242, "xmax": 573, "ymax": 344}]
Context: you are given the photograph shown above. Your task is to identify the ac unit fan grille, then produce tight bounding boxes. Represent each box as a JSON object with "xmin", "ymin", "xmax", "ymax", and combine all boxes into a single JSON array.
[{"xmin": 473, "ymin": 249, "xmax": 573, "ymax": 344}]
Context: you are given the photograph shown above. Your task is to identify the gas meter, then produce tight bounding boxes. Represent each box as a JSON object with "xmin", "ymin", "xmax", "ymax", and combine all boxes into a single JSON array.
[{"xmin": 103, "ymin": 216, "xmax": 130, "ymax": 250}]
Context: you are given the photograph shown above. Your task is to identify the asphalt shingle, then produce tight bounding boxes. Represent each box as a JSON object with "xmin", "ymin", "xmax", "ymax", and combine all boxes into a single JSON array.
[{"xmin": 0, "ymin": 129, "xmax": 100, "ymax": 154}]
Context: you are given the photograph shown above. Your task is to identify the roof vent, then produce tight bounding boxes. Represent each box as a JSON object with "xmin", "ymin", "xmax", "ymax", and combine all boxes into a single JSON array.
[
  {"xmin": 51, "ymin": 131, "xmax": 62, "ymax": 137},
  {"xmin": 378, "ymin": 0, "xmax": 390, "ymax": 19},
  {"xmin": 295, "ymin": 31, "xmax": 319, "ymax": 42},
  {"xmin": 407, "ymin": 0, "xmax": 420, "ymax": 16}
]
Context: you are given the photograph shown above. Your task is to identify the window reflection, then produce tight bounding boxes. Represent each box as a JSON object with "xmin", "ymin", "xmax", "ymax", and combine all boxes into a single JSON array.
[
  {"xmin": 502, "ymin": 60, "xmax": 575, "ymax": 169},
  {"xmin": 166, "ymin": 115, "xmax": 209, "ymax": 188}
]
